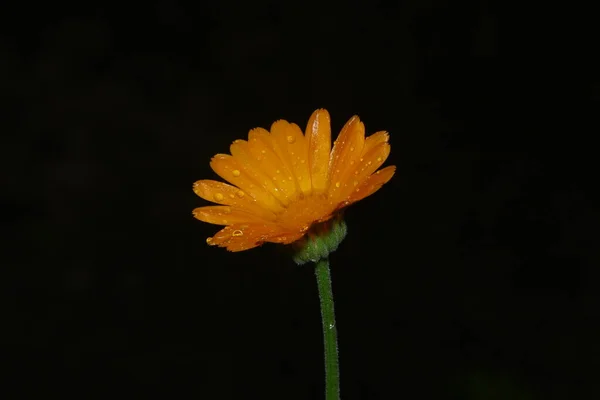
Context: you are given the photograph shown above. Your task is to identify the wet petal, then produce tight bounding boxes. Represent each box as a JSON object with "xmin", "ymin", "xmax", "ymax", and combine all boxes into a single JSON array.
[
  {"xmin": 338, "ymin": 141, "xmax": 390, "ymax": 200},
  {"xmin": 192, "ymin": 179, "xmax": 277, "ymax": 221},
  {"xmin": 271, "ymin": 120, "xmax": 312, "ymax": 194},
  {"xmin": 230, "ymin": 139, "xmax": 289, "ymax": 205},
  {"xmin": 193, "ymin": 206, "xmax": 267, "ymax": 225},
  {"xmin": 247, "ymin": 128, "xmax": 298, "ymax": 199},
  {"xmin": 210, "ymin": 154, "xmax": 284, "ymax": 213},
  {"xmin": 362, "ymin": 131, "xmax": 389, "ymax": 154},
  {"xmin": 305, "ymin": 109, "xmax": 331, "ymax": 192},
  {"xmin": 328, "ymin": 116, "xmax": 366, "ymax": 192},
  {"xmin": 208, "ymin": 223, "xmax": 293, "ymax": 252},
  {"xmin": 347, "ymin": 165, "xmax": 396, "ymax": 204}
]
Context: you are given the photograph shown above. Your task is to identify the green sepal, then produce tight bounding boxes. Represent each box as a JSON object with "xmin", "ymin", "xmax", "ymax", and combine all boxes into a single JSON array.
[{"xmin": 292, "ymin": 217, "xmax": 347, "ymax": 265}]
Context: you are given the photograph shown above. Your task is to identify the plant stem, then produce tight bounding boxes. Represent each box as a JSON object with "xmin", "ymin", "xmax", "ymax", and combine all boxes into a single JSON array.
[{"xmin": 315, "ymin": 258, "xmax": 340, "ymax": 400}]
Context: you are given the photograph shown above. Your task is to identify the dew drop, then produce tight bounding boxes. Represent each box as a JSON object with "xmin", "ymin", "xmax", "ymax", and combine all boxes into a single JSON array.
[
  {"xmin": 232, "ymin": 230, "xmax": 243, "ymax": 237},
  {"xmin": 353, "ymin": 180, "xmax": 358, "ymax": 186},
  {"xmin": 350, "ymin": 160, "xmax": 355, "ymax": 165},
  {"xmin": 335, "ymin": 182, "xmax": 341, "ymax": 188},
  {"xmin": 350, "ymin": 147, "xmax": 354, "ymax": 152},
  {"xmin": 222, "ymin": 219, "xmax": 228, "ymax": 224},
  {"xmin": 214, "ymin": 193, "xmax": 224, "ymax": 201},
  {"xmin": 229, "ymin": 194, "xmax": 235, "ymax": 199},
  {"xmin": 288, "ymin": 176, "xmax": 293, "ymax": 181},
  {"xmin": 232, "ymin": 169, "xmax": 241, "ymax": 177},
  {"xmin": 276, "ymin": 169, "xmax": 280, "ymax": 174},
  {"xmin": 286, "ymin": 135, "xmax": 295, "ymax": 143},
  {"xmin": 206, "ymin": 237, "xmax": 213, "ymax": 244},
  {"xmin": 360, "ymin": 158, "xmax": 364, "ymax": 162},
  {"xmin": 298, "ymin": 176, "xmax": 302, "ymax": 181},
  {"xmin": 377, "ymin": 156, "xmax": 382, "ymax": 162},
  {"xmin": 261, "ymin": 149, "xmax": 266, "ymax": 154},
  {"xmin": 300, "ymin": 159, "xmax": 305, "ymax": 164},
  {"xmin": 222, "ymin": 207, "xmax": 231, "ymax": 214},
  {"xmin": 236, "ymin": 190, "xmax": 245, "ymax": 198}
]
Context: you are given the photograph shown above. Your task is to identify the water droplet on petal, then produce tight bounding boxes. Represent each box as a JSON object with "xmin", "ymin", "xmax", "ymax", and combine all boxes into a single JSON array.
[
  {"xmin": 236, "ymin": 190, "xmax": 245, "ymax": 198},
  {"xmin": 232, "ymin": 230, "xmax": 243, "ymax": 237},
  {"xmin": 232, "ymin": 169, "xmax": 241, "ymax": 177},
  {"xmin": 222, "ymin": 207, "xmax": 231, "ymax": 214},
  {"xmin": 350, "ymin": 147, "xmax": 354, "ymax": 152},
  {"xmin": 350, "ymin": 160, "xmax": 355, "ymax": 165},
  {"xmin": 353, "ymin": 180, "xmax": 358, "ymax": 186},
  {"xmin": 377, "ymin": 156, "xmax": 382, "ymax": 162},
  {"xmin": 214, "ymin": 193, "xmax": 224, "ymax": 201},
  {"xmin": 287, "ymin": 135, "xmax": 295, "ymax": 143},
  {"xmin": 360, "ymin": 158, "xmax": 364, "ymax": 162},
  {"xmin": 335, "ymin": 182, "xmax": 341, "ymax": 188},
  {"xmin": 206, "ymin": 237, "xmax": 213, "ymax": 244},
  {"xmin": 276, "ymin": 169, "xmax": 280, "ymax": 174},
  {"xmin": 229, "ymin": 194, "xmax": 235, "ymax": 199}
]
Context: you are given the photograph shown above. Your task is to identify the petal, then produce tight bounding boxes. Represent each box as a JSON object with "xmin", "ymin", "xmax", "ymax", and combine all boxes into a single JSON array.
[
  {"xmin": 346, "ymin": 165, "xmax": 396, "ymax": 204},
  {"xmin": 210, "ymin": 154, "xmax": 285, "ymax": 213},
  {"xmin": 328, "ymin": 116, "xmax": 366, "ymax": 191},
  {"xmin": 230, "ymin": 139, "xmax": 290, "ymax": 205},
  {"xmin": 270, "ymin": 120, "xmax": 312, "ymax": 195},
  {"xmin": 305, "ymin": 109, "xmax": 332, "ymax": 192},
  {"xmin": 207, "ymin": 223, "xmax": 303, "ymax": 252},
  {"xmin": 193, "ymin": 206, "xmax": 267, "ymax": 225},
  {"xmin": 362, "ymin": 131, "xmax": 389, "ymax": 154},
  {"xmin": 247, "ymin": 128, "xmax": 298, "ymax": 199},
  {"xmin": 207, "ymin": 225, "xmax": 263, "ymax": 251},
  {"xmin": 192, "ymin": 179, "xmax": 276, "ymax": 221},
  {"xmin": 337, "ymin": 141, "xmax": 390, "ymax": 200}
]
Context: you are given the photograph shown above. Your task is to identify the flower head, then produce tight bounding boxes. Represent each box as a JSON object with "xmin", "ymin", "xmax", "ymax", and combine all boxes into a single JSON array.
[{"xmin": 192, "ymin": 109, "xmax": 395, "ymax": 252}]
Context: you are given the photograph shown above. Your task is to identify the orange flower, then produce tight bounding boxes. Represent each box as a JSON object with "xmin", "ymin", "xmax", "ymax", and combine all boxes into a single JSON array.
[{"xmin": 192, "ymin": 109, "xmax": 395, "ymax": 252}]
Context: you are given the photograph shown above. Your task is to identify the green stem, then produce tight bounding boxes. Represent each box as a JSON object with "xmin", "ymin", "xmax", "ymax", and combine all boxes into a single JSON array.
[{"xmin": 315, "ymin": 258, "xmax": 340, "ymax": 400}]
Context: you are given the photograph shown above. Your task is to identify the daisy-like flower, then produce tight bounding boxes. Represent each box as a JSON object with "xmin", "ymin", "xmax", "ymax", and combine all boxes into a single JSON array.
[{"xmin": 192, "ymin": 109, "xmax": 395, "ymax": 252}]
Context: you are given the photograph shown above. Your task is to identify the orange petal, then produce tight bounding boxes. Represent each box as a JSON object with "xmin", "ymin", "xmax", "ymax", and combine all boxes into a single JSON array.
[
  {"xmin": 362, "ymin": 131, "xmax": 389, "ymax": 155},
  {"xmin": 328, "ymin": 116, "xmax": 366, "ymax": 194},
  {"xmin": 192, "ymin": 180, "xmax": 276, "ymax": 221},
  {"xmin": 338, "ymin": 142, "xmax": 390, "ymax": 200},
  {"xmin": 208, "ymin": 223, "xmax": 302, "ymax": 252},
  {"xmin": 270, "ymin": 121, "xmax": 312, "ymax": 194},
  {"xmin": 193, "ymin": 206, "xmax": 267, "ymax": 225},
  {"xmin": 247, "ymin": 128, "xmax": 298, "ymax": 199},
  {"xmin": 347, "ymin": 165, "xmax": 396, "ymax": 204},
  {"xmin": 305, "ymin": 109, "xmax": 331, "ymax": 192},
  {"xmin": 210, "ymin": 154, "xmax": 284, "ymax": 213},
  {"xmin": 230, "ymin": 139, "xmax": 290, "ymax": 205},
  {"xmin": 206, "ymin": 225, "xmax": 262, "ymax": 251}
]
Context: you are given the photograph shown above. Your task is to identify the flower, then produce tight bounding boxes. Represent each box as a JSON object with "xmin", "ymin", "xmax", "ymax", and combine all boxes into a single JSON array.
[{"xmin": 192, "ymin": 109, "xmax": 395, "ymax": 252}]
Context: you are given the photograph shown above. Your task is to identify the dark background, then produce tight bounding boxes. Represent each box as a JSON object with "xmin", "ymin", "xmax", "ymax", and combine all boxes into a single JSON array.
[{"xmin": 3, "ymin": 1, "xmax": 597, "ymax": 399}]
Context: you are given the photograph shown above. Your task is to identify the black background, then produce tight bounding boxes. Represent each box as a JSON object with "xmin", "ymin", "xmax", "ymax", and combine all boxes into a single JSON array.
[{"xmin": 3, "ymin": 1, "xmax": 597, "ymax": 399}]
